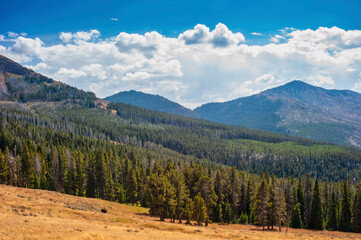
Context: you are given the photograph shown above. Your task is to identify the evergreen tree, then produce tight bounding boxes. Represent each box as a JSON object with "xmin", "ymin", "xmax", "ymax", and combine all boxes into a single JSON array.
[
  {"xmin": 194, "ymin": 175, "xmax": 217, "ymax": 226},
  {"xmin": 291, "ymin": 203, "xmax": 303, "ymax": 228},
  {"xmin": 296, "ymin": 177, "xmax": 305, "ymax": 223},
  {"xmin": 95, "ymin": 151, "xmax": 106, "ymax": 199},
  {"xmin": 304, "ymin": 174, "xmax": 313, "ymax": 228},
  {"xmin": 118, "ymin": 184, "xmax": 126, "ymax": 203},
  {"xmin": 326, "ymin": 188, "xmax": 338, "ymax": 231},
  {"xmin": 192, "ymin": 195, "xmax": 207, "ymax": 226},
  {"xmin": 20, "ymin": 145, "xmax": 35, "ymax": 188},
  {"xmin": 184, "ymin": 200, "xmax": 192, "ymax": 224},
  {"xmin": 0, "ymin": 149, "xmax": 9, "ymax": 184},
  {"xmin": 170, "ymin": 169, "xmax": 188, "ymax": 223},
  {"xmin": 309, "ymin": 179, "xmax": 324, "ymax": 230},
  {"xmin": 353, "ymin": 183, "xmax": 361, "ymax": 233},
  {"xmin": 266, "ymin": 175, "xmax": 278, "ymax": 230},
  {"xmin": 223, "ymin": 202, "xmax": 232, "ymax": 223},
  {"xmin": 339, "ymin": 180, "xmax": 352, "ymax": 232},
  {"xmin": 126, "ymin": 167, "xmax": 138, "ymax": 204},
  {"xmin": 75, "ymin": 152, "xmax": 86, "ymax": 196},
  {"xmin": 147, "ymin": 172, "xmax": 176, "ymax": 221},
  {"xmin": 253, "ymin": 176, "xmax": 268, "ymax": 230}
]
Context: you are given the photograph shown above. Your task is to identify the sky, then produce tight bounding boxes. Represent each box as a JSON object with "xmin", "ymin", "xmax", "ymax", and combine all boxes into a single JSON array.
[{"xmin": 1, "ymin": 0, "xmax": 361, "ymax": 108}]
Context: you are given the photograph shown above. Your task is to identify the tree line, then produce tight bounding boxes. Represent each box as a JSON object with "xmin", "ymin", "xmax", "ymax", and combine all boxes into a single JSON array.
[
  {"xmin": 1, "ymin": 141, "xmax": 361, "ymax": 232},
  {"xmin": 0, "ymin": 103, "xmax": 361, "ymax": 232}
]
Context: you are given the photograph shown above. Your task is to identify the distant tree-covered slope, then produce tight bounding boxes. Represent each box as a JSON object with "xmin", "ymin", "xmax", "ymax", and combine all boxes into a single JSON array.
[
  {"xmin": 0, "ymin": 55, "xmax": 96, "ymax": 105},
  {"xmin": 104, "ymin": 90, "xmax": 199, "ymax": 118},
  {"xmin": 195, "ymin": 80, "xmax": 361, "ymax": 147}
]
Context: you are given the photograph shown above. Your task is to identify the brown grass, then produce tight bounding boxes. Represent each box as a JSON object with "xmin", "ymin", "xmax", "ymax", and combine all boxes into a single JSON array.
[{"xmin": 0, "ymin": 185, "xmax": 360, "ymax": 240}]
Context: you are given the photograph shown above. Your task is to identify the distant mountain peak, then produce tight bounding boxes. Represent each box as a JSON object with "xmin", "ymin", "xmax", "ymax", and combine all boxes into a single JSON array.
[
  {"xmin": 195, "ymin": 80, "xmax": 361, "ymax": 147},
  {"xmin": 104, "ymin": 90, "xmax": 199, "ymax": 118}
]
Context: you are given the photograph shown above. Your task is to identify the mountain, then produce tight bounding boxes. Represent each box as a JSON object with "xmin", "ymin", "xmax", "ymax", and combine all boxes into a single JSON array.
[
  {"xmin": 104, "ymin": 90, "xmax": 199, "ymax": 118},
  {"xmin": 0, "ymin": 55, "xmax": 96, "ymax": 104},
  {"xmin": 195, "ymin": 80, "xmax": 361, "ymax": 147}
]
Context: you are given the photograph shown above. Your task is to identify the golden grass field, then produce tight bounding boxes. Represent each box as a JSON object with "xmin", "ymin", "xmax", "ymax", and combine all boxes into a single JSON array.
[{"xmin": 0, "ymin": 185, "xmax": 360, "ymax": 240}]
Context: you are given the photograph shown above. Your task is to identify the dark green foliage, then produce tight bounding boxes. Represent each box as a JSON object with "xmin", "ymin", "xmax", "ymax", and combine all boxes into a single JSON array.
[
  {"xmin": 184, "ymin": 200, "xmax": 192, "ymax": 224},
  {"xmin": 20, "ymin": 145, "xmax": 35, "ymax": 188},
  {"xmin": 309, "ymin": 180, "xmax": 324, "ymax": 230},
  {"xmin": 326, "ymin": 188, "xmax": 338, "ymax": 231},
  {"xmin": 223, "ymin": 202, "xmax": 232, "ymax": 223},
  {"xmin": 339, "ymin": 180, "xmax": 352, "ymax": 232},
  {"xmin": 146, "ymin": 171, "xmax": 176, "ymax": 221},
  {"xmin": 253, "ymin": 176, "xmax": 268, "ymax": 230},
  {"xmin": 353, "ymin": 183, "xmax": 361, "ymax": 233},
  {"xmin": 0, "ymin": 149, "xmax": 9, "ymax": 184},
  {"xmin": 296, "ymin": 177, "xmax": 305, "ymax": 222},
  {"xmin": 238, "ymin": 213, "xmax": 248, "ymax": 224},
  {"xmin": 291, "ymin": 203, "xmax": 303, "ymax": 229},
  {"xmin": 192, "ymin": 195, "xmax": 207, "ymax": 226}
]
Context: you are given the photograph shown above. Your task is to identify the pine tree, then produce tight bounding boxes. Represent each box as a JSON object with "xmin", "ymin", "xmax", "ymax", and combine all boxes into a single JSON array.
[
  {"xmin": 266, "ymin": 175, "xmax": 278, "ymax": 230},
  {"xmin": 75, "ymin": 152, "xmax": 86, "ymax": 196},
  {"xmin": 353, "ymin": 183, "xmax": 361, "ymax": 233},
  {"xmin": 291, "ymin": 203, "xmax": 303, "ymax": 228},
  {"xmin": 95, "ymin": 151, "xmax": 106, "ymax": 199},
  {"xmin": 184, "ymin": 200, "xmax": 192, "ymax": 224},
  {"xmin": 240, "ymin": 178, "xmax": 247, "ymax": 215},
  {"xmin": 229, "ymin": 167, "xmax": 239, "ymax": 218},
  {"xmin": 118, "ymin": 184, "xmax": 126, "ymax": 203},
  {"xmin": 147, "ymin": 172, "xmax": 176, "ymax": 221},
  {"xmin": 194, "ymin": 175, "xmax": 217, "ymax": 226},
  {"xmin": 326, "ymin": 188, "xmax": 338, "ymax": 231},
  {"xmin": 224, "ymin": 202, "xmax": 232, "ymax": 223},
  {"xmin": 170, "ymin": 169, "xmax": 188, "ymax": 223},
  {"xmin": 0, "ymin": 149, "xmax": 9, "ymax": 184},
  {"xmin": 339, "ymin": 180, "xmax": 351, "ymax": 232},
  {"xmin": 192, "ymin": 195, "xmax": 207, "ymax": 226},
  {"xmin": 86, "ymin": 161, "xmax": 96, "ymax": 198},
  {"xmin": 297, "ymin": 177, "xmax": 305, "ymax": 223},
  {"xmin": 20, "ymin": 145, "xmax": 35, "ymax": 188},
  {"xmin": 304, "ymin": 174, "xmax": 313, "ymax": 228},
  {"xmin": 253, "ymin": 176, "xmax": 268, "ymax": 230},
  {"xmin": 309, "ymin": 179, "xmax": 323, "ymax": 230},
  {"xmin": 126, "ymin": 167, "xmax": 138, "ymax": 204}
]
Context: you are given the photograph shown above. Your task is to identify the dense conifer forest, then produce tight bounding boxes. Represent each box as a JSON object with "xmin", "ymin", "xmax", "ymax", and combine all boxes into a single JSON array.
[{"xmin": 1, "ymin": 101, "xmax": 361, "ymax": 232}]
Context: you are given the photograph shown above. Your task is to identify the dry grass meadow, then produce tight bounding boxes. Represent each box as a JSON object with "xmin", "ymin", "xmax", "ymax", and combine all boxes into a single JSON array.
[{"xmin": 1, "ymin": 184, "xmax": 360, "ymax": 240}]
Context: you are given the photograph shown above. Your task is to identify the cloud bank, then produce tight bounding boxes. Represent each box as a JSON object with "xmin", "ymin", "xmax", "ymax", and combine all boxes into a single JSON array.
[{"xmin": 0, "ymin": 25, "xmax": 361, "ymax": 108}]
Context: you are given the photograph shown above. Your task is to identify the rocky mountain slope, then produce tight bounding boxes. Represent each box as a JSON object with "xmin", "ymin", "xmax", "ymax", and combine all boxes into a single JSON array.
[{"xmin": 195, "ymin": 81, "xmax": 361, "ymax": 147}]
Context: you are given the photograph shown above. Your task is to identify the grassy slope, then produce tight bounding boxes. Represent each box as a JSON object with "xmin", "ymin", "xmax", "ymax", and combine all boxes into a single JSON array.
[{"xmin": 1, "ymin": 185, "xmax": 360, "ymax": 240}]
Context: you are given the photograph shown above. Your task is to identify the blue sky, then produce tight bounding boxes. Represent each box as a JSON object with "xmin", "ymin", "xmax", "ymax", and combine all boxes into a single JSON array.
[
  {"xmin": 1, "ymin": 0, "xmax": 361, "ymax": 108},
  {"xmin": 2, "ymin": 0, "xmax": 360, "ymax": 41}
]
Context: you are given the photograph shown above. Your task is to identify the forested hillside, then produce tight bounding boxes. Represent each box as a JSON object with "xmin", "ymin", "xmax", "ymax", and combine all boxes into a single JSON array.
[
  {"xmin": 105, "ymin": 90, "xmax": 199, "ymax": 118},
  {"xmin": 1, "ymin": 54, "xmax": 361, "ymax": 232},
  {"xmin": 195, "ymin": 80, "xmax": 361, "ymax": 147}
]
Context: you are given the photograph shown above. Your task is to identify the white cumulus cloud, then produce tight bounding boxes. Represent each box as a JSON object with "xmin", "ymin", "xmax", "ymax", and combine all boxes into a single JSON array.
[{"xmin": 0, "ymin": 24, "xmax": 360, "ymax": 108}]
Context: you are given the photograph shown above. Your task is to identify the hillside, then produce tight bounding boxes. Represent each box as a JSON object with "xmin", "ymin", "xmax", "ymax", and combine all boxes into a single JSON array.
[
  {"xmin": 0, "ymin": 55, "xmax": 96, "ymax": 105},
  {"xmin": 1, "ymin": 184, "xmax": 360, "ymax": 240},
  {"xmin": 104, "ymin": 90, "xmax": 199, "ymax": 118},
  {"xmin": 195, "ymin": 80, "xmax": 361, "ymax": 147}
]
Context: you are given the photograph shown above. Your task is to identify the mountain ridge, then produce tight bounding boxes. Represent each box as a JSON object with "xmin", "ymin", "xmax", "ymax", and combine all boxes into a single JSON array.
[
  {"xmin": 195, "ymin": 80, "xmax": 361, "ymax": 147},
  {"xmin": 104, "ymin": 90, "xmax": 199, "ymax": 118}
]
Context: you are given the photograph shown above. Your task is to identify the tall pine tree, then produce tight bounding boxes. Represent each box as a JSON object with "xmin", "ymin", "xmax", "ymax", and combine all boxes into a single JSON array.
[{"xmin": 309, "ymin": 179, "xmax": 323, "ymax": 230}]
